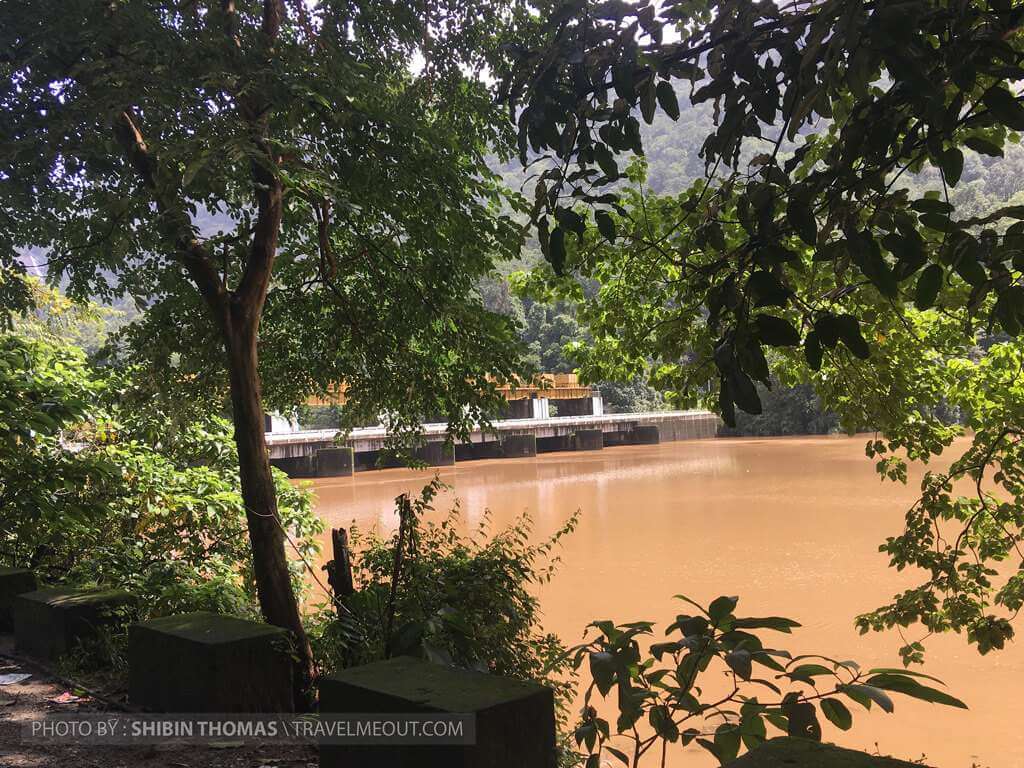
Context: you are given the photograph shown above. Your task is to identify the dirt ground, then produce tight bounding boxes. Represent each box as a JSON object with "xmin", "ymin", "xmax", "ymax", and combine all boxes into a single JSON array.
[{"xmin": 0, "ymin": 637, "xmax": 317, "ymax": 768}]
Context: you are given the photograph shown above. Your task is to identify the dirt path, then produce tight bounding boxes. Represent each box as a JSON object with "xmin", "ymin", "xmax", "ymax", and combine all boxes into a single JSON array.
[{"xmin": 0, "ymin": 638, "xmax": 316, "ymax": 768}]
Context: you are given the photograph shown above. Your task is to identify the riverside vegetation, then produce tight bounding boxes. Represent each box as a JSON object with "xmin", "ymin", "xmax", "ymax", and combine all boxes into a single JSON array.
[{"xmin": 2, "ymin": 0, "xmax": 1024, "ymax": 764}]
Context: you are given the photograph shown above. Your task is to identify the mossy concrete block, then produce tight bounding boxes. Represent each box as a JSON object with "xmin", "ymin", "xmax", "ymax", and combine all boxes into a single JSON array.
[
  {"xmin": 726, "ymin": 738, "xmax": 930, "ymax": 768},
  {"xmin": 572, "ymin": 429, "xmax": 604, "ymax": 451},
  {"xmin": 0, "ymin": 567, "xmax": 37, "ymax": 631},
  {"xmin": 12, "ymin": 587, "xmax": 132, "ymax": 660},
  {"xmin": 319, "ymin": 656, "xmax": 556, "ymax": 768},
  {"xmin": 129, "ymin": 611, "xmax": 293, "ymax": 713},
  {"xmin": 317, "ymin": 447, "xmax": 355, "ymax": 477}
]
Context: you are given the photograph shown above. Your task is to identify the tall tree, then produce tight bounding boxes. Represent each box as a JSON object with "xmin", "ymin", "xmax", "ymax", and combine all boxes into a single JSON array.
[
  {"xmin": 1, "ymin": 0, "xmax": 524, "ymax": 703},
  {"xmin": 501, "ymin": 1, "xmax": 1024, "ymax": 657}
]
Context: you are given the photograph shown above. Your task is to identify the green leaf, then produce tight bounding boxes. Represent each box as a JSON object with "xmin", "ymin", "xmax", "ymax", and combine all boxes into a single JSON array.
[
  {"xmin": 732, "ymin": 616, "xmax": 801, "ymax": 633},
  {"xmin": 953, "ymin": 252, "xmax": 987, "ymax": 287},
  {"xmin": 914, "ymin": 264, "xmax": 943, "ymax": 310},
  {"xmin": 726, "ymin": 649, "xmax": 753, "ymax": 680},
  {"xmin": 595, "ymin": 210, "xmax": 616, "ymax": 243},
  {"xmin": 820, "ymin": 698, "xmax": 853, "ymax": 730},
  {"xmin": 834, "ymin": 314, "xmax": 870, "ymax": 359},
  {"xmin": 656, "ymin": 80, "xmax": 680, "ymax": 120},
  {"xmin": 804, "ymin": 330, "xmax": 823, "ymax": 371},
  {"xmin": 708, "ymin": 595, "xmax": 739, "ymax": 624},
  {"xmin": 939, "ymin": 148, "xmax": 964, "ymax": 186},
  {"xmin": 640, "ymin": 81, "xmax": 657, "ymax": 125},
  {"xmin": 714, "ymin": 723, "xmax": 741, "ymax": 763},
  {"xmin": 788, "ymin": 663, "xmax": 834, "ymax": 682},
  {"xmin": 548, "ymin": 227, "xmax": 566, "ymax": 275},
  {"xmin": 786, "ymin": 196, "xmax": 817, "ymax": 246},
  {"xmin": 964, "ymin": 136, "xmax": 1004, "ymax": 157},
  {"xmin": 605, "ymin": 746, "xmax": 630, "ymax": 765},
  {"xmin": 840, "ymin": 683, "xmax": 894, "ymax": 713},
  {"xmin": 747, "ymin": 271, "xmax": 792, "ymax": 307},
  {"xmin": 754, "ymin": 315, "xmax": 801, "ymax": 347},
  {"xmin": 865, "ymin": 668, "xmax": 946, "ymax": 684},
  {"xmin": 982, "ymin": 86, "xmax": 1024, "ymax": 131},
  {"xmin": 594, "ymin": 144, "xmax": 619, "ymax": 180},
  {"xmin": 728, "ymin": 370, "xmax": 762, "ymax": 415},
  {"xmin": 589, "ymin": 651, "xmax": 615, "ymax": 696},
  {"xmin": 864, "ymin": 673, "xmax": 968, "ymax": 709}
]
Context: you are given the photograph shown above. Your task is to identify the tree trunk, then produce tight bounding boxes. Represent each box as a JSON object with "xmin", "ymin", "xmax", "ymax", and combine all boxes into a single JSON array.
[{"xmin": 222, "ymin": 300, "xmax": 315, "ymax": 711}]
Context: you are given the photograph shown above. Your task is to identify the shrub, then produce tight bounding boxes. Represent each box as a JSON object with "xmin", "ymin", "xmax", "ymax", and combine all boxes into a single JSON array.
[{"xmin": 309, "ymin": 478, "xmax": 578, "ymax": 717}]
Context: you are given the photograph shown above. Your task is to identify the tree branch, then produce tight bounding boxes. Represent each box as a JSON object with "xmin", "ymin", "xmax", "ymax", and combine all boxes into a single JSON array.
[{"xmin": 111, "ymin": 109, "xmax": 224, "ymax": 309}]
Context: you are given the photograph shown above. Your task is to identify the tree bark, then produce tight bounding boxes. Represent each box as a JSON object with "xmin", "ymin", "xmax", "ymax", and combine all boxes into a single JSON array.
[{"xmin": 221, "ymin": 298, "xmax": 316, "ymax": 711}]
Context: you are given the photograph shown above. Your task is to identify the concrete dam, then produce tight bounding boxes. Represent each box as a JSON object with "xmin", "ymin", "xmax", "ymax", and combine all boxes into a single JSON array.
[{"xmin": 266, "ymin": 408, "xmax": 721, "ymax": 478}]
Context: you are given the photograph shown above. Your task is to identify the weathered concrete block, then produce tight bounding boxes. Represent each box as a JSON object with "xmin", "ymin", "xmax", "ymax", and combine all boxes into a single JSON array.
[
  {"xmin": 13, "ymin": 587, "xmax": 132, "ymax": 661},
  {"xmin": 550, "ymin": 397, "xmax": 593, "ymax": 417},
  {"xmin": 602, "ymin": 430, "xmax": 633, "ymax": 448},
  {"xmin": 502, "ymin": 399, "xmax": 533, "ymax": 419},
  {"xmin": 317, "ymin": 447, "xmax": 354, "ymax": 477},
  {"xmin": 536, "ymin": 434, "xmax": 573, "ymax": 453},
  {"xmin": 129, "ymin": 612, "xmax": 293, "ymax": 713},
  {"xmin": 572, "ymin": 429, "xmax": 604, "ymax": 451},
  {"xmin": 0, "ymin": 567, "xmax": 37, "ymax": 631},
  {"xmin": 270, "ymin": 455, "xmax": 318, "ymax": 478},
  {"xmin": 417, "ymin": 442, "xmax": 455, "ymax": 467},
  {"xmin": 454, "ymin": 441, "xmax": 502, "ymax": 461},
  {"xmin": 356, "ymin": 443, "xmax": 455, "ymax": 471},
  {"xmin": 500, "ymin": 434, "xmax": 537, "ymax": 458},
  {"xmin": 632, "ymin": 425, "xmax": 660, "ymax": 444},
  {"xmin": 726, "ymin": 738, "xmax": 929, "ymax": 768},
  {"xmin": 319, "ymin": 656, "xmax": 556, "ymax": 768}
]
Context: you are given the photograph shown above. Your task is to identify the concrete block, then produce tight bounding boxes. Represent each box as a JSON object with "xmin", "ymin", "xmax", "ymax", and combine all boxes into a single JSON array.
[
  {"xmin": 129, "ymin": 612, "xmax": 293, "ymax": 713},
  {"xmin": 536, "ymin": 435, "xmax": 573, "ymax": 453},
  {"xmin": 572, "ymin": 429, "xmax": 603, "ymax": 451},
  {"xmin": 726, "ymin": 737, "xmax": 928, "ymax": 768},
  {"xmin": 13, "ymin": 587, "xmax": 132, "ymax": 661},
  {"xmin": 417, "ymin": 442, "xmax": 455, "ymax": 467},
  {"xmin": 632, "ymin": 425, "xmax": 660, "ymax": 444},
  {"xmin": 317, "ymin": 447, "xmax": 354, "ymax": 477},
  {"xmin": 503, "ymin": 399, "xmax": 533, "ymax": 419},
  {"xmin": 319, "ymin": 656, "xmax": 556, "ymax": 768},
  {"xmin": 270, "ymin": 455, "xmax": 318, "ymax": 478},
  {"xmin": 550, "ymin": 398, "xmax": 593, "ymax": 417},
  {"xmin": 500, "ymin": 434, "xmax": 537, "ymax": 458},
  {"xmin": 456, "ymin": 437, "xmax": 535, "ymax": 461},
  {"xmin": 0, "ymin": 567, "xmax": 37, "ymax": 631},
  {"xmin": 356, "ymin": 443, "xmax": 455, "ymax": 471},
  {"xmin": 454, "ymin": 442, "xmax": 503, "ymax": 461},
  {"xmin": 602, "ymin": 430, "xmax": 633, "ymax": 448}
]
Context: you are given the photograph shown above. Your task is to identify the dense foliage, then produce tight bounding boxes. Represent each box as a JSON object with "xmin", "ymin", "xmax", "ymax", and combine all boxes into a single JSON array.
[
  {"xmin": 1, "ymin": 0, "xmax": 538, "ymax": 685},
  {"xmin": 501, "ymin": 0, "xmax": 1024, "ymax": 661},
  {"xmin": 0, "ymin": 325, "xmax": 320, "ymax": 618}
]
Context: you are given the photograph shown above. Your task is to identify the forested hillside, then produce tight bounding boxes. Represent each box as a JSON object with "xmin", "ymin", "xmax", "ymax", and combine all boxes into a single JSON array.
[{"xmin": 486, "ymin": 98, "xmax": 1024, "ymax": 429}]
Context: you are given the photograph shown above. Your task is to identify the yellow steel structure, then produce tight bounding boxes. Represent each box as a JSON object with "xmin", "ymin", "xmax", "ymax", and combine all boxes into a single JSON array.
[{"xmin": 304, "ymin": 373, "xmax": 592, "ymax": 407}]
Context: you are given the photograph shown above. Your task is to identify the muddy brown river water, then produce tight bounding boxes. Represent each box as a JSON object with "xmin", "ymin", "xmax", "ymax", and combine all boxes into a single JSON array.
[{"xmin": 305, "ymin": 435, "xmax": 1022, "ymax": 767}]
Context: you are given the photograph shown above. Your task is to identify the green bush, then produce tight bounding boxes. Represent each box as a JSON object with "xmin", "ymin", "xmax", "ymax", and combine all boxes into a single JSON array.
[
  {"xmin": 0, "ymin": 331, "xmax": 321, "ymax": 623},
  {"xmin": 309, "ymin": 478, "xmax": 578, "ymax": 717}
]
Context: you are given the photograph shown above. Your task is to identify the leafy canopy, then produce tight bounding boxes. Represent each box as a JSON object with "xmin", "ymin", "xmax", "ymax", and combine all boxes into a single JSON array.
[
  {"xmin": 501, "ymin": 0, "xmax": 1024, "ymax": 660},
  {"xmin": 1, "ymin": 0, "xmax": 530, "ymax": 435}
]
